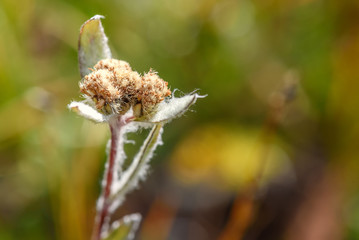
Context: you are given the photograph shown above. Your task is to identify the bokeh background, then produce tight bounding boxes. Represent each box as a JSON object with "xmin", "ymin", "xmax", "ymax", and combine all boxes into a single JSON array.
[{"xmin": 1, "ymin": 0, "xmax": 359, "ymax": 239}]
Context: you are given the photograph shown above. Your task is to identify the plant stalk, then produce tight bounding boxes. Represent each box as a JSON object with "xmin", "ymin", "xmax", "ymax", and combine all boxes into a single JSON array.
[
  {"xmin": 92, "ymin": 117, "xmax": 122, "ymax": 240},
  {"xmin": 109, "ymin": 123, "xmax": 163, "ymax": 205}
]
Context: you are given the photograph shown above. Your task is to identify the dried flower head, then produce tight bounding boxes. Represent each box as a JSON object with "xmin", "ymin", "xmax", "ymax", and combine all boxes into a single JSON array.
[{"xmin": 80, "ymin": 59, "xmax": 171, "ymax": 117}]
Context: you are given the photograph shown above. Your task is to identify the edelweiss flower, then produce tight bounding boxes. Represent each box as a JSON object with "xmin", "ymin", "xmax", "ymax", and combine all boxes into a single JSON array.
[
  {"xmin": 67, "ymin": 15, "xmax": 204, "ymax": 240},
  {"xmin": 69, "ymin": 57, "xmax": 203, "ymax": 124}
]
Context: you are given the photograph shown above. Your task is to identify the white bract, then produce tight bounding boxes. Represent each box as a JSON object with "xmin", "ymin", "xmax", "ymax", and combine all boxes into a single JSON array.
[{"xmin": 68, "ymin": 92, "xmax": 203, "ymax": 124}]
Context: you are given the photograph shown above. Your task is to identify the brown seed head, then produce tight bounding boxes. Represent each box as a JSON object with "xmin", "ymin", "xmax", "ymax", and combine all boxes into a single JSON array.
[{"xmin": 79, "ymin": 59, "xmax": 171, "ymax": 116}]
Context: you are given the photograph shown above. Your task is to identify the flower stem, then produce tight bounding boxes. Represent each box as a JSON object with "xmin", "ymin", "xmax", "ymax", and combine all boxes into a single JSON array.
[
  {"xmin": 109, "ymin": 123, "xmax": 163, "ymax": 206},
  {"xmin": 92, "ymin": 117, "xmax": 122, "ymax": 240}
]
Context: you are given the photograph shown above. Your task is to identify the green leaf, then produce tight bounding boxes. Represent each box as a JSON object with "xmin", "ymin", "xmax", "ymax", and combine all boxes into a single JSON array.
[
  {"xmin": 109, "ymin": 123, "xmax": 163, "ymax": 208},
  {"xmin": 103, "ymin": 214, "xmax": 141, "ymax": 240},
  {"xmin": 78, "ymin": 15, "xmax": 112, "ymax": 78}
]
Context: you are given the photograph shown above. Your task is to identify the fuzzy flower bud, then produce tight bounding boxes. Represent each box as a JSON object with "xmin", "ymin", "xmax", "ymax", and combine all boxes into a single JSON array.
[{"xmin": 79, "ymin": 59, "xmax": 171, "ymax": 117}]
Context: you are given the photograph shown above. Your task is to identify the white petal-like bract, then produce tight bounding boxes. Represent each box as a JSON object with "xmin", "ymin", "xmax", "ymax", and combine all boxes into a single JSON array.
[
  {"xmin": 68, "ymin": 101, "xmax": 108, "ymax": 123},
  {"xmin": 148, "ymin": 93, "xmax": 205, "ymax": 123}
]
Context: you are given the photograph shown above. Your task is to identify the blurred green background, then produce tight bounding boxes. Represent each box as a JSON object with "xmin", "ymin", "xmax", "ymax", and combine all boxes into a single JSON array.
[{"xmin": 1, "ymin": 0, "xmax": 359, "ymax": 239}]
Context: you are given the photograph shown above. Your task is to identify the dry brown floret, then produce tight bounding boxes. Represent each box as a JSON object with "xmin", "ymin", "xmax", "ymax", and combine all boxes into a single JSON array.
[{"xmin": 79, "ymin": 59, "xmax": 171, "ymax": 116}]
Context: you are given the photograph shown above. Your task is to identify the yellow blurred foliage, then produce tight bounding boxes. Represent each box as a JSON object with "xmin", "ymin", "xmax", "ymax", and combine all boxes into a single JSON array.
[{"xmin": 169, "ymin": 124, "xmax": 291, "ymax": 191}]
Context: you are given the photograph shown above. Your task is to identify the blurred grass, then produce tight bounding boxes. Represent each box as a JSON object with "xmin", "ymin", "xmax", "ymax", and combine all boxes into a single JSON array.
[{"xmin": 1, "ymin": 0, "xmax": 359, "ymax": 239}]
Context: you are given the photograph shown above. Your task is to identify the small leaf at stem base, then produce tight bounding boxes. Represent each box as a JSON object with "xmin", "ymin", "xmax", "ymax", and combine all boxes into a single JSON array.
[{"xmin": 102, "ymin": 214, "xmax": 142, "ymax": 240}]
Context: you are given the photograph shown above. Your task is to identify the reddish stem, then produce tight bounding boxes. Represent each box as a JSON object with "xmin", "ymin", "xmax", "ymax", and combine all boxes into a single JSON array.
[
  {"xmin": 91, "ymin": 116, "xmax": 134, "ymax": 240},
  {"xmin": 92, "ymin": 119, "xmax": 120, "ymax": 240}
]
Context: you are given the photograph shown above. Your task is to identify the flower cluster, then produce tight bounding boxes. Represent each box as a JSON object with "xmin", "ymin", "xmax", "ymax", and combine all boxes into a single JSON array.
[{"xmin": 80, "ymin": 59, "xmax": 171, "ymax": 118}]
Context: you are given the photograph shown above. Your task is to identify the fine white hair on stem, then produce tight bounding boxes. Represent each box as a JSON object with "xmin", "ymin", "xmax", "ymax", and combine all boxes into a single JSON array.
[
  {"xmin": 109, "ymin": 123, "xmax": 164, "ymax": 213},
  {"xmin": 69, "ymin": 92, "xmax": 204, "ymax": 239},
  {"xmin": 102, "ymin": 213, "xmax": 142, "ymax": 240}
]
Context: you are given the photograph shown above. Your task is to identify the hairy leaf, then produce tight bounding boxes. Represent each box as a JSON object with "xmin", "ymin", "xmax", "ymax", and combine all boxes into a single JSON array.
[
  {"xmin": 103, "ymin": 214, "xmax": 141, "ymax": 240},
  {"xmin": 78, "ymin": 15, "xmax": 112, "ymax": 78}
]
